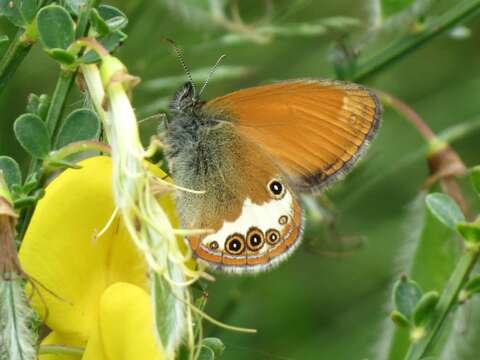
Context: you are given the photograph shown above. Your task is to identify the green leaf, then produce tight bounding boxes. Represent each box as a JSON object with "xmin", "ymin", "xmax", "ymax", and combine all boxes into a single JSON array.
[
  {"xmin": 382, "ymin": 193, "xmax": 458, "ymax": 360},
  {"xmin": 426, "ymin": 193, "xmax": 466, "ymax": 231},
  {"xmin": 198, "ymin": 346, "xmax": 215, "ymax": 360},
  {"xmin": 0, "ymin": 35, "xmax": 8, "ymax": 44},
  {"xmin": 90, "ymin": 8, "xmax": 110, "ymax": 36},
  {"xmin": 152, "ymin": 272, "xmax": 186, "ymax": 358},
  {"xmin": 390, "ymin": 310, "xmax": 411, "ymax": 328},
  {"xmin": 201, "ymin": 338, "xmax": 225, "ymax": 357},
  {"xmin": 413, "ymin": 291, "xmax": 439, "ymax": 326},
  {"xmin": 98, "ymin": 5, "xmax": 128, "ymax": 30},
  {"xmin": 14, "ymin": 113, "xmax": 51, "ymax": 159},
  {"xmin": 80, "ymin": 30, "xmax": 127, "ymax": 64},
  {"xmin": 64, "ymin": 0, "xmax": 87, "ymax": 16},
  {"xmin": 46, "ymin": 48, "xmax": 76, "ymax": 65},
  {"xmin": 456, "ymin": 222, "xmax": 480, "ymax": 244},
  {"xmin": 0, "ymin": 156, "xmax": 21, "ymax": 191},
  {"xmin": 471, "ymin": 166, "xmax": 480, "ymax": 195},
  {"xmin": 55, "ymin": 109, "xmax": 100, "ymax": 149},
  {"xmin": 27, "ymin": 93, "xmax": 50, "ymax": 119},
  {"xmin": 36, "ymin": 5, "xmax": 75, "ymax": 50},
  {"xmin": 0, "ymin": 0, "xmax": 37, "ymax": 27},
  {"xmin": 393, "ymin": 275, "xmax": 423, "ymax": 320}
]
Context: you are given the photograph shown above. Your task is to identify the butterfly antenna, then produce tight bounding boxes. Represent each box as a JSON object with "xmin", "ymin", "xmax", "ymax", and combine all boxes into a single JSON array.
[
  {"xmin": 199, "ymin": 54, "xmax": 226, "ymax": 97},
  {"xmin": 162, "ymin": 37, "xmax": 197, "ymax": 97}
]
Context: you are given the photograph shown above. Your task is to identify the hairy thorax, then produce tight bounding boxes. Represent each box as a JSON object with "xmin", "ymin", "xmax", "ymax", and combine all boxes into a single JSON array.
[{"xmin": 163, "ymin": 109, "xmax": 278, "ymax": 230}]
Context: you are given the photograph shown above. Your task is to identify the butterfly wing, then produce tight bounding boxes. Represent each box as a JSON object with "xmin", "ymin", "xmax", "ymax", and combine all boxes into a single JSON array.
[
  {"xmin": 204, "ymin": 79, "xmax": 382, "ymax": 192},
  {"xmin": 165, "ymin": 114, "xmax": 304, "ymax": 273}
]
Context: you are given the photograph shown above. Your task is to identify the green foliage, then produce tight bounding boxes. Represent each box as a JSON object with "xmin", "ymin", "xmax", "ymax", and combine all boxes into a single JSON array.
[
  {"xmin": 55, "ymin": 109, "xmax": 100, "ymax": 149},
  {"xmin": 13, "ymin": 114, "xmax": 51, "ymax": 159},
  {"xmin": 36, "ymin": 5, "xmax": 75, "ymax": 50},
  {"xmin": 1, "ymin": 1, "xmax": 480, "ymax": 359},
  {"xmin": 393, "ymin": 275, "xmax": 423, "ymax": 322},
  {"xmin": 456, "ymin": 222, "xmax": 480, "ymax": 244},
  {"xmin": 425, "ymin": 193, "xmax": 466, "ymax": 231},
  {"xmin": 0, "ymin": 0, "xmax": 37, "ymax": 27},
  {"xmin": 26, "ymin": 94, "xmax": 50, "ymax": 120},
  {"xmin": 0, "ymin": 156, "xmax": 21, "ymax": 191},
  {"xmin": 198, "ymin": 338, "xmax": 225, "ymax": 359},
  {"xmin": 412, "ymin": 291, "xmax": 439, "ymax": 326}
]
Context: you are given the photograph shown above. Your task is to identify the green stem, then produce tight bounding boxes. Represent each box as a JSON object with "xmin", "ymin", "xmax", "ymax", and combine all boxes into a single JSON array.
[
  {"xmin": 352, "ymin": 0, "xmax": 480, "ymax": 81},
  {"xmin": 0, "ymin": 29, "xmax": 34, "ymax": 94},
  {"xmin": 404, "ymin": 245, "xmax": 480, "ymax": 360},
  {"xmin": 17, "ymin": 0, "xmax": 97, "ymax": 241},
  {"xmin": 38, "ymin": 345, "xmax": 84, "ymax": 356},
  {"xmin": 45, "ymin": 69, "xmax": 76, "ymax": 135}
]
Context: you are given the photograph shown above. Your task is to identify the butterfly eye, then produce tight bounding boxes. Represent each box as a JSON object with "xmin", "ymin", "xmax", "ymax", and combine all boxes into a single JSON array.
[
  {"xmin": 267, "ymin": 179, "xmax": 285, "ymax": 199},
  {"xmin": 246, "ymin": 227, "xmax": 264, "ymax": 251},
  {"xmin": 225, "ymin": 234, "xmax": 245, "ymax": 255},
  {"xmin": 266, "ymin": 229, "xmax": 281, "ymax": 245}
]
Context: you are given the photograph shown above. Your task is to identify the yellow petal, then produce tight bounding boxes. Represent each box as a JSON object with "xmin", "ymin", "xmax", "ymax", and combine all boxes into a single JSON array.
[
  {"xmin": 38, "ymin": 331, "xmax": 85, "ymax": 360},
  {"xmin": 19, "ymin": 156, "xmax": 177, "ymax": 337},
  {"xmin": 97, "ymin": 283, "xmax": 165, "ymax": 360}
]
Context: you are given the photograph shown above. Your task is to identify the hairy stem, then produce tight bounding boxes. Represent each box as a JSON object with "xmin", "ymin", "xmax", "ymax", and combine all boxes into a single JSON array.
[
  {"xmin": 0, "ymin": 30, "xmax": 34, "ymax": 95},
  {"xmin": 352, "ymin": 0, "xmax": 480, "ymax": 81},
  {"xmin": 404, "ymin": 245, "xmax": 480, "ymax": 360}
]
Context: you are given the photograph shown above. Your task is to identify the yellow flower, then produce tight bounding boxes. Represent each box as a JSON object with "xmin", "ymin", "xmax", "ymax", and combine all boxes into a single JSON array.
[{"xmin": 19, "ymin": 156, "xmax": 176, "ymax": 360}]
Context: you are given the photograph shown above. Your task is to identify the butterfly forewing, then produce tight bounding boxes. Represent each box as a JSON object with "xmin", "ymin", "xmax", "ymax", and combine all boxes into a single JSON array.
[{"xmin": 204, "ymin": 79, "xmax": 382, "ymax": 193}]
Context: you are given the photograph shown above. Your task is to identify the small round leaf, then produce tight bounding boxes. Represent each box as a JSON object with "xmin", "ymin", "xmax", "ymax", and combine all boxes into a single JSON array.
[
  {"xmin": 36, "ymin": 5, "xmax": 75, "ymax": 50},
  {"xmin": 456, "ymin": 223, "xmax": 480, "ymax": 244},
  {"xmin": 0, "ymin": 156, "xmax": 22, "ymax": 191},
  {"xmin": 201, "ymin": 338, "xmax": 225, "ymax": 357},
  {"xmin": 426, "ymin": 193, "xmax": 466, "ymax": 230},
  {"xmin": 55, "ymin": 109, "xmax": 100, "ymax": 149},
  {"xmin": 390, "ymin": 310, "xmax": 411, "ymax": 328},
  {"xmin": 413, "ymin": 291, "xmax": 439, "ymax": 326},
  {"xmin": 393, "ymin": 275, "xmax": 423, "ymax": 320},
  {"xmin": 14, "ymin": 114, "xmax": 51, "ymax": 159},
  {"xmin": 46, "ymin": 48, "xmax": 77, "ymax": 65}
]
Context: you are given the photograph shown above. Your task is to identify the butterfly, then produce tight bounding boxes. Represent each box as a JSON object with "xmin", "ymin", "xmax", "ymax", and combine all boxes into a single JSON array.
[{"xmin": 163, "ymin": 76, "xmax": 381, "ymax": 274}]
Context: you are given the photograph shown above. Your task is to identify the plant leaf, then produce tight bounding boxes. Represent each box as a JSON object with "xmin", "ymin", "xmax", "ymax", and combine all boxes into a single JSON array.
[
  {"xmin": 36, "ymin": 5, "xmax": 75, "ymax": 50},
  {"xmin": 390, "ymin": 310, "xmax": 412, "ymax": 328},
  {"xmin": 426, "ymin": 193, "xmax": 465, "ymax": 230},
  {"xmin": 14, "ymin": 113, "xmax": 51, "ymax": 159},
  {"xmin": 456, "ymin": 223, "xmax": 480, "ymax": 244},
  {"xmin": 98, "ymin": 5, "xmax": 128, "ymax": 31},
  {"xmin": 46, "ymin": 48, "xmax": 77, "ymax": 65},
  {"xmin": 201, "ymin": 338, "xmax": 225, "ymax": 357},
  {"xmin": 80, "ymin": 30, "xmax": 127, "ymax": 64},
  {"xmin": 55, "ymin": 109, "xmax": 100, "ymax": 149},
  {"xmin": 393, "ymin": 275, "xmax": 423, "ymax": 320},
  {"xmin": 0, "ymin": 0, "xmax": 37, "ymax": 27},
  {"xmin": 381, "ymin": 193, "xmax": 458, "ymax": 360},
  {"xmin": 0, "ymin": 157, "xmax": 21, "ymax": 191},
  {"xmin": 152, "ymin": 271, "xmax": 186, "ymax": 359},
  {"xmin": 413, "ymin": 291, "xmax": 439, "ymax": 326}
]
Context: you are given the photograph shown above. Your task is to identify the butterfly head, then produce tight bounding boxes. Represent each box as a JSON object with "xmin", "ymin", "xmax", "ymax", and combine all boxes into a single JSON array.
[{"xmin": 169, "ymin": 82, "xmax": 200, "ymax": 115}]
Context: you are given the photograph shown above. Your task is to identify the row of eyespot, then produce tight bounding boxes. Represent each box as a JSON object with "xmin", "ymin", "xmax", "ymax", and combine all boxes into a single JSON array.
[{"xmin": 217, "ymin": 227, "xmax": 282, "ymax": 255}]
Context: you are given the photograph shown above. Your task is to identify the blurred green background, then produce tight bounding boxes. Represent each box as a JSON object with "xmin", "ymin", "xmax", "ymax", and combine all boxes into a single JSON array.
[{"xmin": 1, "ymin": 1, "xmax": 480, "ymax": 359}]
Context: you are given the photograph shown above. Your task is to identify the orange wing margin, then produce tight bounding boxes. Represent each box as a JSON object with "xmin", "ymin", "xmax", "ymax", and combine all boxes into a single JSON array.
[{"xmin": 204, "ymin": 79, "xmax": 382, "ymax": 193}]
